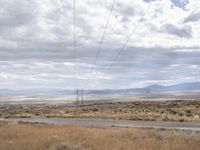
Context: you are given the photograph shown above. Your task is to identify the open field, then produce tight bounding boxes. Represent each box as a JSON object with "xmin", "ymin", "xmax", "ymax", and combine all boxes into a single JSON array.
[
  {"xmin": 1, "ymin": 100, "xmax": 200, "ymax": 122},
  {"xmin": 0, "ymin": 120, "xmax": 200, "ymax": 150}
]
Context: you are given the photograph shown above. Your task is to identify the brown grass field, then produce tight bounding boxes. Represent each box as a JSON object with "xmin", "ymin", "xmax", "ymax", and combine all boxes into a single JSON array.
[
  {"xmin": 0, "ymin": 120, "xmax": 200, "ymax": 150},
  {"xmin": 1, "ymin": 100, "xmax": 200, "ymax": 122}
]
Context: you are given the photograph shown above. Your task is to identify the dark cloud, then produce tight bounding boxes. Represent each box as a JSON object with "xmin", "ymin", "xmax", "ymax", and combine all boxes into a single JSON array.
[
  {"xmin": 170, "ymin": 0, "xmax": 189, "ymax": 9},
  {"xmin": 143, "ymin": 0, "xmax": 158, "ymax": 3},
  {"xmin": 160, "ymin": 23, "xmax": 192, "ymax": 38},
  {"xmin": 0, "ymin": 0, "xmax": 36, "ymax": 30},
  {"xmin": 91, "ymin": 45, "xmax": 200, "ymax": 88},
  {"xmin": 184, "ymin": 11, "xmax": 200, "ymax": 23},
  {"xmin": 115, "ymin": 2, "xmax": 136, "ymax": 23},
  {"xmin": 92, "ymin": 46, "xmax": 200, "ymax": 73}
]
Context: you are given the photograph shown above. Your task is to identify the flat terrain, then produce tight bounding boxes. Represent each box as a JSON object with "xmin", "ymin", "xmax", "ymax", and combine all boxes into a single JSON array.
[
  {"xmin": 0, "ymin": 120, "xmax": 200, "ymax": 150},
  {"xmin": 1, "ymin": 100, "xmax": 200, "ymax": 150},
  {"xmin": 1, "ymin": 100, "xmax": 200, "ymax": 122},
  {"xmin": 6, "ymin": 118, "xmax": 200, "ymax": 131}
]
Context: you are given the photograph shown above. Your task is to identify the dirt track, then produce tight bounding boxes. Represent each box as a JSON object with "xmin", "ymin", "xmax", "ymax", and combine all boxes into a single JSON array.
[{"xmin": 6, "ymin": 118, "xmax": 200, "ymax": 132}]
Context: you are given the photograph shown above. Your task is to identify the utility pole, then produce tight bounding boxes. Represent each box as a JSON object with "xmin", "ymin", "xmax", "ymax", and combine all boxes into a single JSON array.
[
  {"xmin": 81, "ymin": 89, "xmax": 83, "ymax": 107},
  {"xmin": 75, "ymin": 88, "xmax": 79, "ymax": 117},
  {"xmin": 76, "ymin": 88, "xmax": 79, "ymax": 108}
]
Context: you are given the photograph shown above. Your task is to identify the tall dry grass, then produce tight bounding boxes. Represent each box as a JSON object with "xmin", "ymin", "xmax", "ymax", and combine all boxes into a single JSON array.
[{"xmin": 0, "ymin": 123, "xmax": 200, "ymax": 150}]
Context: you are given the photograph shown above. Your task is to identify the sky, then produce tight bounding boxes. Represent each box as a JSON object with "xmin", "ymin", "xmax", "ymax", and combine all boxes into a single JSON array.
[{"xmin": 0, "ymin": 0, "xmax": 200, "ymax": 89}]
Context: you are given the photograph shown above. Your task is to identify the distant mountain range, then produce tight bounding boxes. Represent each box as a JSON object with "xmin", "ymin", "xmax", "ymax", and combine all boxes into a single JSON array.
[
  {"xmin": 146, "ymin": 82, "xmax": 200, "ymax": 93},
  {"xmin": 85, "ymin": 82, "xmax": 200, "ymax": 95},
  {"xmin": 1, "ymin": 82, "xmax": 200, "ymax": 96}
]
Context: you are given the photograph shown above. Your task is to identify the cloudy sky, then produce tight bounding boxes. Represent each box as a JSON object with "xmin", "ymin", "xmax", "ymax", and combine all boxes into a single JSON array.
[{"xmin": 0, "ymin": 0, "xmax": 200, "ymax": 89}]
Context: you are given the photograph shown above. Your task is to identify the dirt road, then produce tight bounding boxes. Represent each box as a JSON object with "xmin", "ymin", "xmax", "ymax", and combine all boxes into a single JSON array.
[{"xmin": 6, "ymin": 118, "xmax": 200, "ymax": 132}]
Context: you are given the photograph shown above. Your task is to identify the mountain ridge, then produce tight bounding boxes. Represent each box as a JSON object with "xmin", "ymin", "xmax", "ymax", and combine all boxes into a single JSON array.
[{"xmin": 0, "ymin": 82, "xmax": 200, "ymax": 95}]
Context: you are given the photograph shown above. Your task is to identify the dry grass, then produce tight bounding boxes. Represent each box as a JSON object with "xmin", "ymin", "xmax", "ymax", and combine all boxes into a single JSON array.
[
  {"xmin": 0, "ymin": 121, "xmax": 200, "ymax": 150},
  {"xmin": 1, "ymin": 100, "xmax": 200, "ymax": 122}
]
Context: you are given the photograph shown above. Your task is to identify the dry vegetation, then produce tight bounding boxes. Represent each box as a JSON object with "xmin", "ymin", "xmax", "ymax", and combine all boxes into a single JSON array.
[
  {"xmin": 0, "ymin": 120, "xmax": 200, "ymax": 150},
  {"xmin": 1, "ymin": 100, "xmax": 200, "ymax": 122}
]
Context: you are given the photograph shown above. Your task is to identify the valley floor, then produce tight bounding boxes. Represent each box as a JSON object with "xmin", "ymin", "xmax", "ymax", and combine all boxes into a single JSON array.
[{"xmin": 1, "ymin": 100, "xmax": 200, "ymax": 122}]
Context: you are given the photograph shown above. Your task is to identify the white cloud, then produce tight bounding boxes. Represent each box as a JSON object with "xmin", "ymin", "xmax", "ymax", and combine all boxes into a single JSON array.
[{"xmin": 0, "ymin": 0, "xmax": 199, "ymax": 89}]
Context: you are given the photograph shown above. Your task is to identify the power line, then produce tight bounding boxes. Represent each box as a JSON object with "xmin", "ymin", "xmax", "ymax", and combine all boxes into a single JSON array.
[
  {"xmin": 84, "ymin": 0, "xmax": 116, "ymax": 89},
  {"xmin": 86, "ymin": 2, "xmax": 153, "ymax": 88},
  {"xmin": 73, "ymin": 0, "xmax": 77, "ymax": 88},
  {"xmin": 114, "ymin": 3, "xmax": 152, "ymax": 61},
  {"xmin": 73, "ymin": 0, "xmax": 80, "ymax": 107}
]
